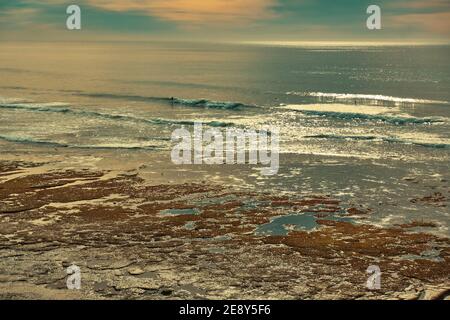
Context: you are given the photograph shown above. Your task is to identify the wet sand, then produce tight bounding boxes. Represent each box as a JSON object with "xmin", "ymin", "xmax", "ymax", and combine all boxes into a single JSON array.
[{"xmin": 0, "ymin": 159, "xmax": 449, "ymax": 300}]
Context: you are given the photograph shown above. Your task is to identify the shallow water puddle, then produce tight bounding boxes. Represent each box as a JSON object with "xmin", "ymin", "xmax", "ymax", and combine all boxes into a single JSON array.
[
  {"xmin": 183, "ymin": 221, "xmax": 197, "ymax": 230},
  {"xmin": 255, "ymin": 212, "xmax": 353, "ymax": 235},
  {"xmin": 397, "ymin": 248, "xmax": 444, "ymax": 263},
  {"xmin": 159, "ymin": 208, "xmax": 200, "ymax": 216}
]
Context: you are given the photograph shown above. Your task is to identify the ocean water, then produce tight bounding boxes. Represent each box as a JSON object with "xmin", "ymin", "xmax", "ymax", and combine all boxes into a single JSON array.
[{"xmin": 0, "ymin": 41, "xmax": 449, "ymax": 234}]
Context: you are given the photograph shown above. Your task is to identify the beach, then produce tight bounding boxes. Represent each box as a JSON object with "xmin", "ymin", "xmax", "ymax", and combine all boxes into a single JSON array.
[{"xmin": 0, "ymin": 153, "xmax": 448, "ymax": 299}]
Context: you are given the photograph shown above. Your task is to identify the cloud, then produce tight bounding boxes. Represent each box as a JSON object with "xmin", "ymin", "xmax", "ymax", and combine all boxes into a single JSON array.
[
  {"xmin": 0, "ymin": 7, "xmax": 41, "ymax": 27},
  {"xmin": 386, "ymin": 0, "xmax": 450, "ymax": 37},
  {"xmin": 390, "ymin": 0, "xmax": 450, "ymax": 9},
  {"xmin": 390, "ymin": 12, "xmax": 450, "ymax": 35},
  {"xmin": 85, "ymin": 0, "xmax": 277, "ymax": 24}
]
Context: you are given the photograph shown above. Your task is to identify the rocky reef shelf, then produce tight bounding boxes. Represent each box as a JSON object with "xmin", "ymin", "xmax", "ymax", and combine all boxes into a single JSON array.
[{"xmin": 0, "ymin": 160, "xmax": 448, "ymax": 300}]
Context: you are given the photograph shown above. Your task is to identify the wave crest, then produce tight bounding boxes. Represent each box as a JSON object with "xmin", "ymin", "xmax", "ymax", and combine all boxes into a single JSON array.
[
  {"xmin": 306, "ymin": 134, "xmax": 450, "ymax": 149},
  {"xmin": 172, "ymin": 98, "xmax": 251, "ymax": 110},
  {"xmin": 286, "ymin": 92, "xmax": 449, "ymax": 105},
  {"xmin": 284, "ymin": 106, "xmax": 444, "ymax": 125},
  {"xmin": 75, "ymin": 92, "xmax": 254, "ymax": 110},
  {"xmin": 0, "ymin": 102, "xmax": 234, "ymax": 128},
  {"xmin": 0, "ymin": 134, "xmax": 161, "ymax": 150}
]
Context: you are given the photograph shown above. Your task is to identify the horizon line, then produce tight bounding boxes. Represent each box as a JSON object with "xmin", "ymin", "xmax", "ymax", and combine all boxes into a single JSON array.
[{"xmin": 2, "ymin": 39, "xmax": 450, "ymax": 47}]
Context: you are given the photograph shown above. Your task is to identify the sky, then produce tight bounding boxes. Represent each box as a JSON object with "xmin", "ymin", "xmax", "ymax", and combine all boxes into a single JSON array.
[{"xmin": 1, "ymin": 0, "xmax": 449, "ymax": 44}]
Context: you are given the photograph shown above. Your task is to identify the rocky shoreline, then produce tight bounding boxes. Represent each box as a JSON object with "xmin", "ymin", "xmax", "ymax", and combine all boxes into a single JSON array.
[{"xmin": 0, "ymin": 160, "xmax": 448, "ymax": 299}]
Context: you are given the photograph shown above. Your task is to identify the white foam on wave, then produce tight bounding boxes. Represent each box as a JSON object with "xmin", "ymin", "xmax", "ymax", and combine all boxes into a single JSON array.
[
  {"xmin": 0, "ymin": 96, "xmax": 31, "ymax": 104},
  {"xmin": 286, "ymin": 92, "xmax": 449, "ymax": 105},
  {"xmin": 0, "ymin": 134, "xmax": 163, "ymax": 150},
  {"xmin": 305, "ymin": 134, "xmax": 450, "ymax": 149},
  {"xmin": 282, "ymin": 103, "xmax": 394, "ymax": 115},
  {"xmin": 0, "ymin": 101, "xmax": 235, "ymax": 128},
  {"xmin": 280, "ymin": 103, "xmax": 445, "ymax": 124}
]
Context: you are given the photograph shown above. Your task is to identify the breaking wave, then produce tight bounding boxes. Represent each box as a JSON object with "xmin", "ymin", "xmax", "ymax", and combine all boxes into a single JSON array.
[
  {"xmin": 75, "ymin": 92, "xmax": 254, "ymax": 110},
  {"xmin": 286, "ymin": 92, "xmax": 450, "ymax": 105},
  {"xmin": 287, "ymin": 108, "xmax": 444, "ymax": 125},
  {"xmin": 0, "ymin": 102, "xmax": 234, "ymax": 128},
  {"xmin": 305, "ymin": 134, "xmax": 450, "ymax": 149},
  {"xmin": 0, "ymin": 134, "xmax": 161, "ymax": 150},
  {"xmin": 171, "ymin": 98, "xmax": 251, "ymax": 110}
]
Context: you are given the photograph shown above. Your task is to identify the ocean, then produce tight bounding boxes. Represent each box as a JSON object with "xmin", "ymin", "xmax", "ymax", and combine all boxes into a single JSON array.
[{"xmin": 1, "ymin": 41, "xmax": 449, "ymax": 235}]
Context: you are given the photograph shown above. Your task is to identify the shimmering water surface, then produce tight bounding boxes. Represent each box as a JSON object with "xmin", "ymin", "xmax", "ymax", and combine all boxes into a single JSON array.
[{"xmin": 0, "ymin": 41, "xmax": 449, "ymax": 234}]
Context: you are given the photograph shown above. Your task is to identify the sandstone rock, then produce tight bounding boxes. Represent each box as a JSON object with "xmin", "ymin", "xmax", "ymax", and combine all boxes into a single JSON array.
[
  {"xmin": 398, "ymin": 291, "xmax": 420, "ymax": 300},
  {"xmin": 128, "ymin": 267, "xmax": 145, "ymax": 275},
  {"xmin": 420, "ymin": 287, "xmax": 450, "ymax": 300}
]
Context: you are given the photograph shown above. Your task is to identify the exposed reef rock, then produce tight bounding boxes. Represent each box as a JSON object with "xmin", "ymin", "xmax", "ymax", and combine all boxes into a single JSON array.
[{"xmin": 0, "ymin": 161, "xmax": 448, "ymax": 300}]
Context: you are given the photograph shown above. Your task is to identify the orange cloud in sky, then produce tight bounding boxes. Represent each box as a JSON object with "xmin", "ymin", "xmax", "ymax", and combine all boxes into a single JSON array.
[
  {"xmin": 390, "ymin": 0, "xmax": 450, "ymax": 9},
  {"xmin": 387, "ymin": 0, "xmax": 450, "ymax": 37},
  {"xmin": 390, "ymin": 12, "xmax": 450, "ymax": 35},
  {"xmin": 86, "ymin": 0, "xmax": 276, "ymax": 24}
]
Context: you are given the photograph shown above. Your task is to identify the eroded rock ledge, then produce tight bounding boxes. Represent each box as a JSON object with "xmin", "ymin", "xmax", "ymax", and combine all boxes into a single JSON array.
[{"xmin": 0, "ymin": 160, "xmax": 448, "ymax": 300}]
